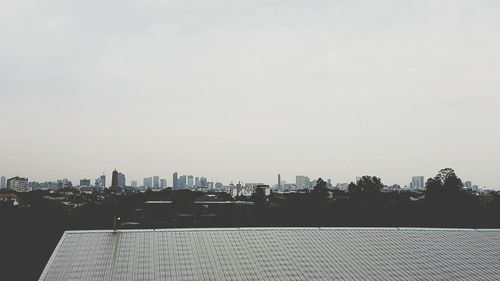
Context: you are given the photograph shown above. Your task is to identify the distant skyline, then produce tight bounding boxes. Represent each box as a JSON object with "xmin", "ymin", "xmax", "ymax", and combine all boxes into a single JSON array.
[
  {"xmin": 0, "ymin": 169, "xmax": 491, "ymax": 190},
  {"xmin": 1, "ymin": 1, "xmax": 499, "ymax": 189}
]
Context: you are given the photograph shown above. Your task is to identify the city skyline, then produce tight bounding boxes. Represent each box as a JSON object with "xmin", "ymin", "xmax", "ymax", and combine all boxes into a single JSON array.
[
  {"xmin": 1, "ymin": 1, "xmax": 499, "ymax": 189},
  {"xmin": 0, "ymin": 169, "xmax": 490, "ymax": 190}
]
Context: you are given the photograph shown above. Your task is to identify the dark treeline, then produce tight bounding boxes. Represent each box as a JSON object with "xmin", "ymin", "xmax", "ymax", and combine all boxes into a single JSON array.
[{"xmin": 1, "ymin": 168, "xmax": 499, "ymax": 280}]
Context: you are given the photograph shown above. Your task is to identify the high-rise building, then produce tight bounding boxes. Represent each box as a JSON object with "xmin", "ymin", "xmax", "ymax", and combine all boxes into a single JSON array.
[
  {"xmin": 80, "ymin": 179, "xmax": 91, "ymax": 187},
  {"xmin": 464, "ymin": 181, "xmax": 472, "ymax": 188},
  {"xmin": 160, "ymin": 179, "xmax": 167, "ymax": 188},
  {"xmin": 144, "ymin": 177, "xmax": 153, "ymax": 188},
  {"xmin": 327, "ymin": 179, "xmax": 332, "ymax": 188},
  {"xmin": 187, "ymin": 175, "xmax": 194, "ymax": 188},
  {"xmin": 153, "ymin": 176, "xmax": 160, "ymax": 188},
  {"xmin": 111, "ymin": 170, "xmax": 125, "ymax": 192},
  {"xmin": 200, "ymin": 177, "xmax": 207, "ymax": 188},
  {"xmin": 173, "ymin": 172, "xmax": 178, "ymax": 189},
  {"xmin": 179, "ymin": 175, "xmax": 187, "ymax": 189},
  {"xmin": 118, "ymin": 173, "xmax": 126, "ymax": 188},
  {"xmin": 411, "ymin": 176, "xmax": 425, "ymax": 189},
  {"xmin": 111, "ymin": 170, "xmax": 119, "ymax": 188},
  {"xmin": 0, "ymin": 176, "xmax": 6, "ymax": 189},
  {"xmin": 7, "ymin": 177, "xmax": 30, "ymax": 192},
  {"xmin": 100, "ymin": 175, "xmax": 106, "ymax": 188},
  {"xmin": 296, "ymin": 176, "xmax": 305, "ymax": 189},
  {"xmin": 195, "ymin": 177, "xmax": 200, "ymax": 187},
  {"xmin": 95, "ymin": 178, "xmax": 103, "ymax": 188},
  {"xmin": 296, "ymin": 175, "xmax": 310, "ymax": 189},
  {"xmin": 278, "ymin": 174, "xmax": 281, "ymax": 190},
  {"xmin": 131, "ymin": 180, "xmax": 138, "ymax": 188}
]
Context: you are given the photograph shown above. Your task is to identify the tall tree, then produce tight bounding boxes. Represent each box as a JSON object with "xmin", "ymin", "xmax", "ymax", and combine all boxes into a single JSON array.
[
  {"xmin": 426, "ymin": 168, "xmax": 464, "ymax": 200},
  {"xmin": 356, "ymin": 176, "xmax": 384, "ymax": 193},
  {"xmin": 312, "ymin": 178, "xmax": 330, "ymax": 201},
  {"xmin": 348, "ymin": 176, "xmax": 384, "ymax": 203}
]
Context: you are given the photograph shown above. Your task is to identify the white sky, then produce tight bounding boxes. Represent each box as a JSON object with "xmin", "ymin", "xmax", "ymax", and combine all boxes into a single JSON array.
[{"xmin": 1, "ymin": 0, "xmax": 499, "ymax": 188}]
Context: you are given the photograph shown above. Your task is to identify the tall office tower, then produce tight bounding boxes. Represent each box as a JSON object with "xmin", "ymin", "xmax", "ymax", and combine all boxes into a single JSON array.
[
  {"xmin": 305, "ymin": 177, "xmax": 311, "ymax": 189},
  {"xmin": 111, "ymin": 170, "xmax": 119, "ymax": 188},
  {"xmin": 173, "ymin": 172, "xmax": 178, "ymax": 189},
  {"xmin": 327, "ymin": 179, "xmax": 332, "ymax": 188},
  {"xmin": 100, "ymin": 175, "xmax": 106, "ymax": 188},
  {"xmin": 131, "ymin": 180, "xmax": 138, "ymax": 188},
  {"xmin": 187, "ymin": 175, "xmax": 194, "ymax": 188},
  {"xmin": 144, "ymin": 177, "xmax": 153, "ymax": 188},
  {"xmin": 296, "ymin": 175, "xmax": 305, "ymax": 189},
  {"xmin": 118, "ymin": 173, "xmax": 126, "ymax": 188},
  {"xmin": 0, "ymin": 176, "xmax": 6, "ymax": 188},
  {"xmin": 109, "ymin": 170, "xmax": 124, "ymax": 193},
  {"xmin": 278, "ymin": 174, "xmax": 281, "ymax": 190},
  {"xmin": 179, "ymin": 175, "xmax": 187, "ymax": 188},
  {"xmin": 195, "ymin": 177, "xmax": 200, "ymax": 187},
  {"xmin": 160, "ymin": 179, "xmax": 167, "ymax": 188},
  {"xmin": 411, "ymin": 176, "xmax": 425, "ymax": 189},
  {"xmin": 153, "ymin": 176, "xmax": 160, "ymax": 188}
]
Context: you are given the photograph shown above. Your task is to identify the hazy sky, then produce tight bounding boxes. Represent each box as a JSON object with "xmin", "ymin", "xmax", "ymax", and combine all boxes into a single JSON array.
[{"xmin": 1, "ymin": 0, "xmax": 499, "ymax": 188}]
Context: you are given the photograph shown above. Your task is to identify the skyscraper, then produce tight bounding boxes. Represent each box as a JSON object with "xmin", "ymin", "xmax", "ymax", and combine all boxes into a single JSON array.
[
  {"xmin": 118, "ymin": 173, "xmax": 126, "ymax": 188},
  {"xmin": 110, "ymin": 170, "xmax": 125, "ymax": 192},
  {"xmin": 131, "ymin": 180, "xmax": 138, "ymax": 188},
  {"xmin": 144, "ymin": 177, "xmax": 153, "ymax": 188},
  {"xmin": 296, "ymin": 175, "xmax": 310, "ymax": 189},
  {"xmin": 179, "ymin": 175, "xmax": 187, "ymax": 189},
  {"xmin": 278, "ymin": 174, "xmax": 281, "ymax": 190},
  {"xmin": 411, "ymin": 176, "xmax": 425, "ymax": 189},
  {"xmin": 173, "ymin": 172, "xmax": 178, "ymax": 189},
  {"xmin": 111, "ymin": 170, "xmax": 119, "ymax": 188},
  {"xmin": 187, "ymin": 175, "xmax": 194, "ymax": 188},
  {"xmin": 296, "ymin": 176, "xmax": 305, "ymax": 189},
  {"xmin": 100, "ymin": 175, "xmax": 106, "ymax": 188},
  {"xmin": 153, "ymin": 176, "xmax": 160, "ymax": 188},
  {"xmin": 0, "ymin": 176, "xmax": 6, "ymax": 189},
  {"xmin": 160, "ymin": 179, "xmax": 167, "ymax": 188}
]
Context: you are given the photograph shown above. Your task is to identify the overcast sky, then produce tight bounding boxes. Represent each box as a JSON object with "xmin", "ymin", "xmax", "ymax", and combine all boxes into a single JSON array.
[{"xmin": 1, "ymin": 0, "xmax": 499, "ymax": 188}]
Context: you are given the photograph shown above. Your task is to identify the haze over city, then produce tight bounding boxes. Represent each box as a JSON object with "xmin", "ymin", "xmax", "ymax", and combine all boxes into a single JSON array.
[{"xmin": 1, "ymin": 0, "xmax": 499, "ymax": 188}]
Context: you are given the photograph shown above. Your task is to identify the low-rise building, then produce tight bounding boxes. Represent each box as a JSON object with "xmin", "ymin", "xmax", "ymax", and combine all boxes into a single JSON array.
[{"xmin": 7, "ymin": 177, "xmax": 30, "ymax": 192}]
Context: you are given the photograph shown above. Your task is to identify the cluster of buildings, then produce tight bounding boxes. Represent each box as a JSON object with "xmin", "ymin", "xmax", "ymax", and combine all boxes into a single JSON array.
[
  {"xmin": 1, "ymin": 176, "xmax": 30, "ymax": 192},
  {"xmin": 0, "ymin": 171, "xmax": 489, "ymax": 195},
  {"xmin": 172, "ymin": 172, "xmax": 213, "ymax": 190}
]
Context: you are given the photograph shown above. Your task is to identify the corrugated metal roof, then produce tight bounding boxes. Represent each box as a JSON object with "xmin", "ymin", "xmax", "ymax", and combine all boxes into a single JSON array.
[{"xmin": 40, "ymin": 228, "xmax": 500, "ymax": 280}]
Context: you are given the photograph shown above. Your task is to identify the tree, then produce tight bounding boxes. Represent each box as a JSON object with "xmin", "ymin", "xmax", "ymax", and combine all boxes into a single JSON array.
[
  {"xmin": 355, "ymin": 176, "xmax": 384, "ymax": 194},
  {"xmin": 348, "ymin": 182, "xmax": 359, "ymax": 194},
  {"xmin": 251, "ymin": 187, "xmax": 267, "ymax": 207},
  {"xmin": 348, "ymin": 176, "xmax": 384, "ymax": 203},
  {"xmin": 426, "ymin": 168, "xmax": 463, "ymax": 200},
  {"xmin": 312, "ymin": 178, "xmax": 330, "ymax": 202}
]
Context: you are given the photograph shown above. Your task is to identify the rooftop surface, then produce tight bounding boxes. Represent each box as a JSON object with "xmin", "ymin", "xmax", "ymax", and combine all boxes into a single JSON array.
[{"xmin": 40, "ymin": 228, "xmax": 500, "ymax": 281}]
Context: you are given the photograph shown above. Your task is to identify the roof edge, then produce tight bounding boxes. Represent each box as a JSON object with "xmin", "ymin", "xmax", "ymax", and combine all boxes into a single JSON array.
[
  {"xmin": 61, "ymin": 227, "xmax": 499, "ymax": 235},
  {"xmin": 38, "ymin": 232, "xmax": 68, "ymax": 281}
]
